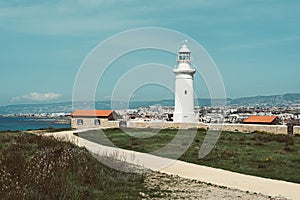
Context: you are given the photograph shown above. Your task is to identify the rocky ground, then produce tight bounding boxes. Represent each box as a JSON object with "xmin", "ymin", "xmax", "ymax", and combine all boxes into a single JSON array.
[{"xmin": 141, "ymin": 171, "xmax": 290, "ymax": 200}]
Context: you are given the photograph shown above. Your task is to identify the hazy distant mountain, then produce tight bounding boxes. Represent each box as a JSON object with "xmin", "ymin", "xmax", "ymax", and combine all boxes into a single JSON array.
[
  {"xmin": 0, "ymin": 93, "xmax": 299, "ymax": 114},
  {"xmin": 229, "ymin": 93, "xmax": 300, "ymax": 107}
]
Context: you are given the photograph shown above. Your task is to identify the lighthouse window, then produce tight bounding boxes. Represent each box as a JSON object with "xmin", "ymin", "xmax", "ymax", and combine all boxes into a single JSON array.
[
  {"xmin": 181, "ymin": 54, "xmax": 185, "ymax": 60},
  {"xmin": 179, "ymin": 53, "xmax": 190, "ymax": 61},
  {"xmin": 184, "ymin": 90, "xmax": 187, "ymax": 95}
]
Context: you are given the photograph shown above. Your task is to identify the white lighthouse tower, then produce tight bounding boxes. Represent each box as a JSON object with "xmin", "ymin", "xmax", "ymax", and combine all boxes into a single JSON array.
[{"xmin": 173, "ymin": 43, "xmax": 197, "ymax": 122}]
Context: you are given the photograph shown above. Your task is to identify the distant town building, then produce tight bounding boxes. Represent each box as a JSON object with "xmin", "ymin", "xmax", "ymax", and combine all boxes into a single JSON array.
[
  {"xmin": 243, "ymin": 116, "xmax": 279, "ymax": 125},
  {"xmin": 70, "ymin": 110, "xmax": 119, "ymax": 129},
  {"xmin": 173, "ymin": 42, "xmax": 197, "ymax": 122}
]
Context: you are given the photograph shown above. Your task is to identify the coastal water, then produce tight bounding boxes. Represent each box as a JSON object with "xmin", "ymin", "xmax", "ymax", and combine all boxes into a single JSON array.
[{"xmin": 0, "ymin": 117, "xmax": 71, "ymax": 132}]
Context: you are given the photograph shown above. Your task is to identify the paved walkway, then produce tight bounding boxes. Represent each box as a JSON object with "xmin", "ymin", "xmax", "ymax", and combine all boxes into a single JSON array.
[{"xmin": 46, "ymin": 131, "xmax": 300, "ymax": 200}]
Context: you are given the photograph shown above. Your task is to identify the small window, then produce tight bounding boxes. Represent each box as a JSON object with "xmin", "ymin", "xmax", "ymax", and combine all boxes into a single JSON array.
[
  {"xmin": 94, "ymin": 119, "xmax": 101, "ymax": 125},
  {"xmin": 180, "ymin": 53, "xmax": 190, "ymax": 61},
  {"xmin": 183, "ymin": 53, "xmax": 187, "ymax": 60},
  {"xmin": 77, "ymin": 119, "xmax": 83, "ymax": 125},
  {"xmin": 184, "ymin": 90, "xmax": 187, "ymax": 95}
]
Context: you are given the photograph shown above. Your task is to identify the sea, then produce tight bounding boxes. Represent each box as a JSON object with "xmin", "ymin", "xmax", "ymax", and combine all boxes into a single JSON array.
[{"xmin": 0, "ymin": 117, "xmax": 71, "ymax": 132}]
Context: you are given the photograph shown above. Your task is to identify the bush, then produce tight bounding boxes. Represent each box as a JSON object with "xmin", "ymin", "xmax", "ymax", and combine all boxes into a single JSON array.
[{"xmin": 197, "ymin": 127, "xmax": 207, "ymax": 132}]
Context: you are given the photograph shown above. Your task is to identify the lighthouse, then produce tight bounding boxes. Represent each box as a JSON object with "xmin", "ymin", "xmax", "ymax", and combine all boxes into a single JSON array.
[{"xmin": 173, "ymin": 43, "xmax": 197, "ymax": 123}]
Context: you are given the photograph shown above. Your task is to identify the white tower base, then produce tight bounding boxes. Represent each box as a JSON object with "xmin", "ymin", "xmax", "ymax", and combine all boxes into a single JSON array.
[{"xmin": 173, "ymin": 112, "xmax": 197, "ymax": 123}]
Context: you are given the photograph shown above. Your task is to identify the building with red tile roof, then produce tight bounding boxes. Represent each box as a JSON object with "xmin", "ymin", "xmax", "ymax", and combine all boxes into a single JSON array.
[
  {"xmin": 71, "ymin": 110, "xmax": 115, "ymax": 118},
  {"xmin": 243, "ymin": 116, "xmax": 279, "ymax": 125},
  {"xmin": 71, "ymin": 110, "xmax": 119, "ymax": 129}
]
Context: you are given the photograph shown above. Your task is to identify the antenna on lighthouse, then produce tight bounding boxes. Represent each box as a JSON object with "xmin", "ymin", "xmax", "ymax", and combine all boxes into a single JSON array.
[{"xmin": 182, "ymin": 40, "xmax": 188, "ymax": 45}]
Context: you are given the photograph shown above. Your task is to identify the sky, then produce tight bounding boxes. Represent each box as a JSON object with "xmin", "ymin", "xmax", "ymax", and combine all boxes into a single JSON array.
[{"xmin": 0, "ymin": 0, "xmax": 300, "ymax": 105}]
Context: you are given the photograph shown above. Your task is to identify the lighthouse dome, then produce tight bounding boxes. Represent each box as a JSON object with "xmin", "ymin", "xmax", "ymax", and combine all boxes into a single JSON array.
[{"xmin": 178, "ymin": 44, "xmax": 190, "ymax": 53}]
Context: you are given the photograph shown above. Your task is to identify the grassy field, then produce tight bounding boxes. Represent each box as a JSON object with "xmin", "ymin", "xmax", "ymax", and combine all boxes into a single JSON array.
[
  {"xmin": 77, "ymin": 128, "xmax": 300, "ymax": 183},
  {"xmin": 0, "ymin": 131, "xmax": 145, "ymax": 199}
]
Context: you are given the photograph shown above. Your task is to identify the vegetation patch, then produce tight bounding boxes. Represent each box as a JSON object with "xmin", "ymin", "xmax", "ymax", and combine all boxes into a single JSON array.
[
  {"xmin": 78, "ymin": 128, "xmax": 300, "ymax": 183},
  {"xmin": 0, "ymin": 132, "xmax": 145, "ymax": 199}
]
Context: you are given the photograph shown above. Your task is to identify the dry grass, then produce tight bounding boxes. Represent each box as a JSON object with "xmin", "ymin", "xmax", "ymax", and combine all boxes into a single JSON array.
[{"xmin": 0, "ymin": 132, "xmax": 144, "ymax": 199}]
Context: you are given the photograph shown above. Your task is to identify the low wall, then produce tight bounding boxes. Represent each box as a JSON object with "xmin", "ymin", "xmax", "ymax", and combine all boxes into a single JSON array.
[
  {"xmin": 294, "ymin": 126, "xmax": 300, "ymax": 135},
  {"xmin": 208, "ymin": 124, "xmax": 287, "ymax": 135},
  {"xmin": 72, "ymin": 120, "xmax": 289, "ymax": 135},
  {"xmin": 163, "ymin": 122, "xmax": 206, "ymax": 129},
  {"xmin": 127, "ymin": 121, "xmax": 202, "ymax": 129},
  {"xmin": 101, "ymin": 121, "xmax": 120, "ymax": 129},
  {"xmin": 127, "ymin": 121, "xmax": 288, "ymax": 134}
]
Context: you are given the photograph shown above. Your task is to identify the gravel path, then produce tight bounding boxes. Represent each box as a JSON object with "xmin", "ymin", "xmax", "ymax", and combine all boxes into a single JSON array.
[{"xmin": 141, "ymin": 171, "xmax": 290, "ymax": 200}]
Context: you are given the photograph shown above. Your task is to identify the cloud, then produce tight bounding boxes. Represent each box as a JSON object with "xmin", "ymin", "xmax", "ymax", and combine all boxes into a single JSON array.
[{"xmin": 11, "ymin": 92, "xmax": 61, "ymax": 103}]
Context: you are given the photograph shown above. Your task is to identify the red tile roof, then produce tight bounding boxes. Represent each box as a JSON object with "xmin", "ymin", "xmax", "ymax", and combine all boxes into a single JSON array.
[
  {"xmin": 243, "ymin": 116, "xmax": 278, "ymax": 123},
  {"xmin": 71, "ymin": 110, "xmax": 113, "ymax": 117}
]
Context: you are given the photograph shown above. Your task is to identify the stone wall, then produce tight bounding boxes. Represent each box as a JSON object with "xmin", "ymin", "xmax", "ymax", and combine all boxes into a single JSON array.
[
  {"xmin": 126, "ymin": 121, "xmax": 201, "ymax": 129},
  {"xmin": 294, "ymin": 126, "xmax": 300, "ymax": 135},
  {"xmin": 163, "ymin": 122, "xmax": 205, "ymax": 129},
  {"xmin": 207, "ymin": 124, "xmax": 287, "ymax": 134},
  {"xmin": 127, "ymin": 121, "xmax": 288, "ymax": 134},
  {"xmin": 101, "ymin": 121, "xmax": 119, "ymax": 129}
]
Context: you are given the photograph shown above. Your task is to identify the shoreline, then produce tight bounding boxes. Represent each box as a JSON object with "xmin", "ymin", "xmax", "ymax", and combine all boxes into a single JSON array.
[{"xmin": 0, "ymin": 116, "xmax": 71, "ymax": 132}]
